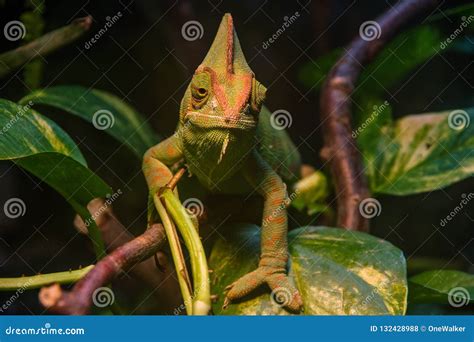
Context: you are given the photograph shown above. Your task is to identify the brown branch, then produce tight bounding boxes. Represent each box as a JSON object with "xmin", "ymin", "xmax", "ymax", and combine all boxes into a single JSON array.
[
  {"xmin": 0, "ymin": 16, "xmax": 92, "ymax": 78},
  {"xmin": 73, "ymin": 199, "xmax": 179, "ymax": 300},
  {"xmin": 39, "ymin": 224, "xmax": 166, "ymax": 315},
  {"xmin": 320, "ymin": 0, "xmax": 441, "ymax": 232}
]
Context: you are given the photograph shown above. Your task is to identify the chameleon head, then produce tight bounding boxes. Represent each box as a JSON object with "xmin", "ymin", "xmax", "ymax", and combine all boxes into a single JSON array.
[{"xmin": 180, "ymin": 13, "xmax": 267, "ymax": 133}]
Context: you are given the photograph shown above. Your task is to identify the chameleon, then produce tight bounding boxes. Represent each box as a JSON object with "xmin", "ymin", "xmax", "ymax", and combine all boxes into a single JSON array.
[{"xmin": 143, "ymin": 13, "xmax": 305, "ymax": 312}]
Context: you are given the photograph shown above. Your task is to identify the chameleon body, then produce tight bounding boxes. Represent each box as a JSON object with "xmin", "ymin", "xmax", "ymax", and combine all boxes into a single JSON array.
[{"xmin": 143, "ymin": 13, "xmax": 303, "ymax": 311}]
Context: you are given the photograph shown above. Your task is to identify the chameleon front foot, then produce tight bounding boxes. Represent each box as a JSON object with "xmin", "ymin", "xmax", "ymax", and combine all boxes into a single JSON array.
[{"xmin": 222, "ymin": 266, "xmax": 303, "ymax": 313}]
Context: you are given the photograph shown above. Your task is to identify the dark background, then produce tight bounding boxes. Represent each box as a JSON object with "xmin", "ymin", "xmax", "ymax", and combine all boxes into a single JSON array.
[{"xmin": 0, "ymin": 0, "xmax": 472, "ymax": 314}]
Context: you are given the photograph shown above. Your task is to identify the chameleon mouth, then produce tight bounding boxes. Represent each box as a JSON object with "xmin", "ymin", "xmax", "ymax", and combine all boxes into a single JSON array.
[{"xmin": 185, "ymin": 112, "xmax": 256, "ymax": 130}]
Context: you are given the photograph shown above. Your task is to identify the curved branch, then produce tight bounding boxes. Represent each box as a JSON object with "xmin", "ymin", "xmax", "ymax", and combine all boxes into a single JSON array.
[
  {"xmin": 0, "ymin": 16, "xmax": 92, "ymax": 78},
  {"xmin": 320, "ymin": 0, "xmax": 441, "ymax": 231},
  {"xmin": 39, "ymin": 224, "xmax": 166, "ymax": 315}
]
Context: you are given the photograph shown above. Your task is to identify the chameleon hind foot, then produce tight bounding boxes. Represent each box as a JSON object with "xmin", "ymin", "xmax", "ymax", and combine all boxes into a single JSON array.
[{"xmin": 222, "ymin": 265, "xmax": 303, "ymax": 312}]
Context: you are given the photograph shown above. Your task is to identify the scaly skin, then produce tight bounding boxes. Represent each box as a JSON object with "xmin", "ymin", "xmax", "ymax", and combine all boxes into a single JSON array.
[{"xmin": 143, "ymin": 13, "xmax": 303, "ymax": 312}]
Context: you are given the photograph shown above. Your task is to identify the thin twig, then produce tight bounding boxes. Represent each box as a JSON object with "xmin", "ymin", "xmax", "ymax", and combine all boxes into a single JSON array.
[
  {"xmin": 320, "ymin": 0, "xmax": 441, "ymax": 232},
  {"xmin": 0, "ymin": 266, "xmax": 93, "ymax": 291},
  {"xmin": 166, "ymin": 167, "xmax": 186, "ymax": 190},
  {"xmin": 0, "ymin": 16, "xmax": 92, "ymax": 78},
  {"xmin": 39, "ymin": 224, "xmax": 166, "ymax": 315}
]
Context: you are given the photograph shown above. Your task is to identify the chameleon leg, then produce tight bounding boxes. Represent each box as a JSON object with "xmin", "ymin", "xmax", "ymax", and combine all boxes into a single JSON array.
[
  {"xmin": 223, "ymin": 151, "xmax": 303, "ymax": 312},
  {"xmin": 142, "ymin": 135, "xmax": 183, "ymax": 225}
]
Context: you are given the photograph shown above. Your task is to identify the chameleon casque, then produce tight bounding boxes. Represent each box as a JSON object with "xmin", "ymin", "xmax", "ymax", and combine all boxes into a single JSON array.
[{"xmin": 143, "ymin": 13, "xmax": 304, "ymax": 312}]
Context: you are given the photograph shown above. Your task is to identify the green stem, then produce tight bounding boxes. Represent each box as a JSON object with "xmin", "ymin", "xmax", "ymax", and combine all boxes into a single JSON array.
[
  {"xmin": 154, "ymin": 194, "xmax": 193, "ymax": 315},
  {"xmin": 161, "ymin": 188, "xmax": 211, "ymax": 315},
  {"xmin": 0, "ymin": 16, "xmax": 92, "ymax": 79},
  {"xmin": 0, "ymin": 265, "xmax": 94, "ymax": 291}
]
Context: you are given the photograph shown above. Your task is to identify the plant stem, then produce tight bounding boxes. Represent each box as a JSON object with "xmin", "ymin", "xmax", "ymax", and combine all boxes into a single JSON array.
[
  {"xmin": 0, "ymin": 265, "xmax": 94, "ymax": 291},
  {"xmin": 40, "ymin": 224, "xmax": 166, "ymax": 315},
  {"xmin": 161, "ymin": 188, "xmax": 211, "ymax": 315},
  {"xmin": 0, "ymin": 16, "xmax": 92, "ymax": 79},
  {"xmin": 153, "ymin": 194, "xmax": 193, "ymax": 315}
]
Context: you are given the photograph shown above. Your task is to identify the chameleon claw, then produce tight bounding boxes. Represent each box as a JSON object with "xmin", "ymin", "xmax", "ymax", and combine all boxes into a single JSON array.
[{"xmin": 222, "ymin": 297, "xmax": 231, "ymax": 310}]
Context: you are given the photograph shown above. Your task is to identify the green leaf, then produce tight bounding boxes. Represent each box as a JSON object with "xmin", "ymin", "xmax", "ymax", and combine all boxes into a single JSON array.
[
  {"xmin": 21, "ymin": 86, "xmax": 159, "ymax": 157},
  {"xmin": 210, "ymin": 224, "xmax": 407, "ymax": 315},
  {"xmin": 0, "ymin": 99, "xmax": 111, "ymax": 257},
  {"xmin": 408, "ymin": 270, "xmax": 474, "ymax": 305},
  {"xmin": 365, "ymin": 108, "xmax": 474, "ymax": 195}
]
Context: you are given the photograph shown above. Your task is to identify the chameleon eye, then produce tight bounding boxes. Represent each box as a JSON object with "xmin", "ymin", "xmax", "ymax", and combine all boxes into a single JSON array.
[
  {"xmin": 251, "ymin": 78, "xmax": 267, "ymax": 113},
  {"xmin": 192, "ymin": 86, "xmax": 208, "ymax": 99},
  {"xmin": 191, "ymin": 72, "xmax": 211, "ymax": 108}
]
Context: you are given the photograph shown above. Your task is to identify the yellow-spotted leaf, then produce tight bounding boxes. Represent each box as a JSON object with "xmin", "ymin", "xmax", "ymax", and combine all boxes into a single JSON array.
[
  {"xmin": 409, "ymin": 270, "xmax": 474, "ymax": 305},
  {"xmin": 365, "ymin": 108, "xmax": 474, "ymax": 195},
  {"xmin": 210, "ymin": 224, "xmax": 407, "ymax": 315},
  {"xmin": 0, "ymin": 99, "xmax": 111, "ymax": 257},
  {"xmin": 21, "ymin": 85, "xmax": 159, "ymax": 157}
]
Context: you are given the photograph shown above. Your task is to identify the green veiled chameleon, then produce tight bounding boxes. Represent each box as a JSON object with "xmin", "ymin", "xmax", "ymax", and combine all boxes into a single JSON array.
[{"xmin": 143, "ymin": 13, "xmax": 326, "ymax": 312}]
